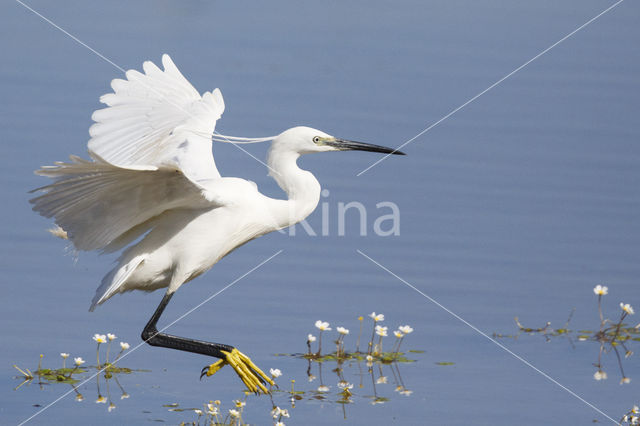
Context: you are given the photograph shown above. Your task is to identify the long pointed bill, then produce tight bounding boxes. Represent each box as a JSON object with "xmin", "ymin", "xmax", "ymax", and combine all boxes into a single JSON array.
[{"xmin": 325, "ymin": 138, "xmax": 406, "ymax": 155}]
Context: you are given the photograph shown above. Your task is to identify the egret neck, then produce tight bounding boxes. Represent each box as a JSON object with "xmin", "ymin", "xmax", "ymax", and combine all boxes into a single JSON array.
[{"xmin": 267, "ymin": 144, "xmax": 321, "ymax": 230}]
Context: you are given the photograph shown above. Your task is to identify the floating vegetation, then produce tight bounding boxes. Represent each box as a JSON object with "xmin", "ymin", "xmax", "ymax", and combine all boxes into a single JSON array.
[
  {"xmin": 294, "ymin": 313, "xmax": 419, "ymax": 414},
  {"xmin": 172, "ymin": 395, "xmax": 291, "ymax": 426},
  {"xmin": 15, "ymin": 315, "xmax": 422, "ymax": 423},
  {"xmin": 174, "ymin": 313, "xmax": 422, "ymax": 425},
  {"xmin": 494, "ymin": 285, "xmax": 639, "ymax": 384},
  {"xmin": 304, "ymin": 313, "xmax": 416, "ymax": 363},
  {"xmin": 13, "ymin": 332, "xmax": 141, "ymax": 410}
]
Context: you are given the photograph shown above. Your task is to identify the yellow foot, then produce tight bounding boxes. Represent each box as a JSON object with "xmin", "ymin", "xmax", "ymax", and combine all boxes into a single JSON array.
[{"xmin": 200, "ymin": 348, "xmax": 275, "ymax": 394}]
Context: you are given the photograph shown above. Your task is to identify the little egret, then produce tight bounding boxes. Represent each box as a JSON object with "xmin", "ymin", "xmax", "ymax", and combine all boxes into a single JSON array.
[{"xmin": 30, "ymin": 54, "xmax": 404, "ymax": 394}]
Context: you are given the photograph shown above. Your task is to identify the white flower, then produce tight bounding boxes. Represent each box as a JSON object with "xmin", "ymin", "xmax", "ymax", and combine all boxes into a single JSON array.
[
  {"xmin": 120, "ymin": 342, "xmax": 130, "ymax": 350},
  {"xmin": 621, "ymin": 377, "xmax": 631, "ymax": 384},
  {"xmin": 366, "ymin": 354, "xmax": 374, "ymax": 367},
  {"xmin": 621, "ymin": 303, "xmax": 635, "ymax": 315},
  {"xmin": 276, "ymin": 422, "xmax": 285, "ymax": 426},
  {"xmin": 337, "ymin": 381, "xmax": 353, "ymax": 390},
  {"xmin": 593, "ymin": 370, "xmax": 607, "ymax": 380},
  {"xmin": 107, "ymin": 333, "xmax": 116, "ymax": 341},
  {"xmin": 375, "ymin": 325, "xmax": 388, "ymax": 337},
  {"xmin": 337, "ymin": 326, "xmax": 349, "ymax": 335},
  {"xmin": 75, "ymin": 394, "xmax": 84, "ymax": 402},
  {"xmin": 315, "ymin": 320, "xmax": 331, "ymax": 331},
  {"xmin": 194, "ymin": 409, "xmax": 203, "ymax": 415},
  {"xmin": 307, "ymin": 334, "xmax": 316, "ymax": 342},
  {"xmin": 317, "ymin": 385, "xmax": 330, "ymax": 392},
  {"xmin": 593, "ymin": 285, "xmax": 608, "ymax": 296},
  {"xmin": 233, "ymin": 400, "xmax": 246, "ymax": 408},
  {"xmin": 120, "ymin": 393, "xmax": 130, "ymax": 400},
  {"xmin": 376, "ymin": 376, "xmax": 388, "ymax": 384},
  {"xmin": 393, "ymin": 330, "xmax": 403, "ymax": 338},
  {"xmin": 60, "ymin": 353, "xmax": 70, "ymax": 359},
  {"xmin": 228, "ymin": 409, "xmax": 240, "ymax": 417},
  {"xmin": 632, "ymin": 405, "xmax": 639, "ymax": 414},
  {"xmin": 270, "ymin": 368, "xmax": 282, "ymax": 378},
  {"xmin": 271, "ymin": 406, "xmax": 290, "ymax": 419},
  {"xmin": 206, "ymin": 403, "xmax": 218, "ymax": 415},
  {"xmin": 74, "ymin": 357, "xmax": 85, "ymax": 366},
  {"xmin": 271, "ymin": 406, "xmax": 282, "ymax": 418},
  {"xmin": 93, "ymin": 334, "xmax": 107, "ymax": 344},
  {"xmin": 398, "ymin": 325, "xmax": 414, "ymax": 334},
  {"xmin": 399, "ymin": 389, "xmax": 413, "ymax": 396},
  {"xmin": 108, "ymin": 402, "xmax": 116, "ymax": 412},
  {"xmin": 369, "ymin": 312, "xmax": 384, "ymax": 322},
  {"xmin": 96, "ymin": 395, "xmax": 107, "ymax": 404}
]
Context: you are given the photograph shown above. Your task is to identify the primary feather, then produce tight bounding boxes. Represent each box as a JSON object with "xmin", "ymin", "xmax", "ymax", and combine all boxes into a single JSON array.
[{"xmin": 89, "ymin": 54, "xmax": 224, "ymax": 182}]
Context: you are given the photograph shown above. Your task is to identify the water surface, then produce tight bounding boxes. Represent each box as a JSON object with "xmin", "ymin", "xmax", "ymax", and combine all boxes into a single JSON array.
[{"xmin": 1, "ymin": 1, "xmax": 639, "ymax": 424}]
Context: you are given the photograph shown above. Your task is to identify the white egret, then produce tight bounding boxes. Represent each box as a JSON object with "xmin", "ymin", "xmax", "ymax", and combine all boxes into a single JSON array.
[{"xmin": 30, "ymin": 54, "xmax": 404, "ymax": 394}]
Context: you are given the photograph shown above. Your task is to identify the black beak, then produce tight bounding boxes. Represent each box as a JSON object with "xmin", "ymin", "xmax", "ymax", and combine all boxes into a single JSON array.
[{"xmin": 325, "ymin": 139, "xmax": 406, "ymax": 155}]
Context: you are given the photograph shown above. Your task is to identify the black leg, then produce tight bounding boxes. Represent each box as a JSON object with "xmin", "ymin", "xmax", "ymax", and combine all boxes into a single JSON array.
[
  {"xmin": 141, "ymin": 291, "xmax": 274, "ymax": 393},
  {"xmin": 141, "ymin": 292, "xmax": 234, "ymax": 359}
]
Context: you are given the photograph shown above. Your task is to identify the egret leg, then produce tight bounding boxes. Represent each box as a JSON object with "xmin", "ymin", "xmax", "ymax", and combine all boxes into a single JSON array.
[{"xmin": 141, "ymin": 292, "xmax": 274, "ymax": 394}]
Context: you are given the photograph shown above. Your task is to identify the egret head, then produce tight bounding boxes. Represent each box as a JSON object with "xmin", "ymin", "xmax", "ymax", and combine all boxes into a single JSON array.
[{"xmin": 274, "ymin": 126, "xmax": 405, "ymax": 156}]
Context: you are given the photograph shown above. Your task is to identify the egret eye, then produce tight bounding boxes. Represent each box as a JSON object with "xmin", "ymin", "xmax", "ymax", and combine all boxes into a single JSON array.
[{"xmin": 313, "ymin": 136, "xmax": 320, "ymax": 143}]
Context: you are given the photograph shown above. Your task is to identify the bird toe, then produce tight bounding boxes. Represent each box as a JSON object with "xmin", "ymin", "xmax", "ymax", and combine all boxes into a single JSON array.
[{"xmin": 201, "ymin": 348, "xmax": 274, "ymax": 394}]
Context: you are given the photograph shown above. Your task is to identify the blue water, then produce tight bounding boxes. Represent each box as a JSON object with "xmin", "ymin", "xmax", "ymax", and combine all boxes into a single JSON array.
[{"xmin": 2, "ymin": 1, "xmax": 639, "ymax": 424}]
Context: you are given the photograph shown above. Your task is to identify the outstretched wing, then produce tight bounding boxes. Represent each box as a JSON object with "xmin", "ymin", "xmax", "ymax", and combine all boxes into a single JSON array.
[
  {"xmin": 88, "ymin": 54, "xmax": 224, "ymax": 182},
  {"xmin": 30, "ymin": 154, "xmax": 222, "ymax": 251}
]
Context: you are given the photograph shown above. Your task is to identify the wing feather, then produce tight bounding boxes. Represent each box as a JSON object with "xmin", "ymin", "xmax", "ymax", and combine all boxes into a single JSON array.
[
  {"xmin": 30, "ymin": 154, "xmax": 217, "ymax": 251},
  {"xmin": 88, "ymin": 54, "xmax": 224, "ymax": 181},
  {"xmin": 31, "ymin": 55, "xmax": 231, "ymax": 253}
]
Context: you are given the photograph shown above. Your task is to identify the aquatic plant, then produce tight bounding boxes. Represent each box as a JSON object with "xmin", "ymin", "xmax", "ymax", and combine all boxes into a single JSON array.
[{"xmin": 494, "ymin": 285, "xmax": 639, "ymax": 383}]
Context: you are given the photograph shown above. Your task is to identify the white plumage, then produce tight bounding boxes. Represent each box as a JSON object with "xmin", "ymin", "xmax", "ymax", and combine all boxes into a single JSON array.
[
  {"xmin": 30, "ymin": 54, "xmax": 403, "ymax": 313},
  {"xmin": 89, "ymin": 55, "xmax": 224, "ymax": 182},
  {"xmin": 31, "ymin": 154, "xmax": 211, "ymax": 252}
]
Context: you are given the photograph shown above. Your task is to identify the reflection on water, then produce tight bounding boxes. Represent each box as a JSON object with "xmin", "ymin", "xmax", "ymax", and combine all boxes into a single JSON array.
[
  {"xmin": 301, "ymin": 354, "xmax": 415, "ymax": 409},
  {"xmin": 494, "ymin": 285, "xmax": 639, "ymax": 385},
  {"xmin": 170, "ymin": 352, "xmax": 421, "ymax": 425},
  {"xmin": 13, "ymin": 336, "xmax": 141, "ymax": 414},
  {"xmin": 14, "ymin": 361, "xmax": 134, "ymax": 411},
  {"xmin": 285, "ymin": 314, "xmax": 420, "ymax": 420},
  {"xmin": 4, "ymin": 0, "xmax": 640, "ymax": 424},
  {"xmin": 13, "ymin": 315, "xmax": 424, "ymax": 424}
]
